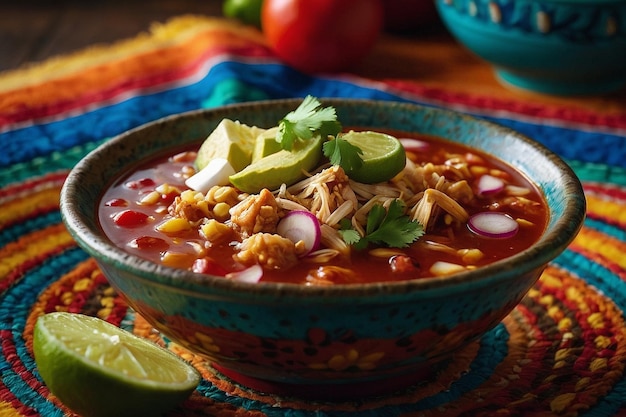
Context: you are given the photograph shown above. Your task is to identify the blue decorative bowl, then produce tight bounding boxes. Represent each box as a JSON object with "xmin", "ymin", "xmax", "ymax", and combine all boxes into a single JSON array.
[
  {"xmin": 435, "ymin": 0, "xmax": 626, "ymax": 95},
  {"xmin": 60, "ymin": 99, "xmax": 585, "ymax": 399}
]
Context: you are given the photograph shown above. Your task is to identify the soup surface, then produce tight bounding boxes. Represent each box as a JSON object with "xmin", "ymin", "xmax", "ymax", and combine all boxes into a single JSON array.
[{"xmin": 98, "ymin": 128, "xmax": 548, "ymax": 285}]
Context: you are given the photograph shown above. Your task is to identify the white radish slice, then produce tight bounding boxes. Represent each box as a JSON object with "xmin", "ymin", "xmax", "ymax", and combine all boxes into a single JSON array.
[
  {"xmin": 276, "ymin": 210, "xmax": 321, "ymax": 256},
  {"xmin": 399, "ymin": 138, "xmax": 429, "ymax": 152},
  {"xmin": 185, "ymin": 158, "xmax": 235, "ymax": 193},
  {"xmin": 476, "ymin": 174, "xmax": 505, "ymax": 196},
  {"xmin": 226, "ymin": 264, "xmax": 263, "ymax": 283},
  {"xmin": 468, "ymin": 212, "xmax": 519, "ymax": 239}
]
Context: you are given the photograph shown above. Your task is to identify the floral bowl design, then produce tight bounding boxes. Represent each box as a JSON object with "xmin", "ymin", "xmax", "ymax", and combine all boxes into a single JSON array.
[
  {"xmin": 436, "ymin": 0, "xmax": 626, "ymax": 95},
  {"xmin": 60, "ymin": 99, "xmax": 585, "ymax": 399}
]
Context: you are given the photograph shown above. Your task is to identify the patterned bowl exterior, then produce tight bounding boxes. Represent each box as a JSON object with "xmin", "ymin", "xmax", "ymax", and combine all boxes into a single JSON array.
[
  {"xmin": 436, "ymin": 0, "xmax": 626, "ymax": 95},
  {"xmin": 60, "ymin": 99, "xmax": 585, "ymax": 390}
]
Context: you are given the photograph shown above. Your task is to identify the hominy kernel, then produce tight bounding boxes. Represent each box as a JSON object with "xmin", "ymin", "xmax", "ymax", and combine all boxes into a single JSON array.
[
  {"xmin": 470, "ymin": 165, "xmax": 488, "ymax": 176},
  {"xmin": 369, "ymin": 248, "xmax": 403, "ymax": 258},
  {"xmin": 201, "ymin": 219, "xmax": 232, "ymax": 242},
  {"xmin": 180, "ymin": 189, "xmax": 201, "ymax": 203},
  {"xmin": 210, "ymin": 186, "xmax": 238, "ymax": 204},
  {"xmin": 458, "ymin": 248, "xmax": 484, "ymax": 263},
  {"xmin": 213, "ymin": 202, "xmax": 230, "ymax": 220},
  {"xmin": 489, "ymin": 169, "xmax": 506, "ymax": 178},
  {"xmin": 157, "ymin": 218, "xmax": 192, "ymax": 233},
  {"xmin": 138, "ymin": 191, "xmax": 161, "ymax": 205},
  {"xmin": 156, "ymin": 183, "xmax": 181, "ymax": 195},
  {"xmin": 161, "ymin": 251, "xmax": 190, "ymax": 268}
]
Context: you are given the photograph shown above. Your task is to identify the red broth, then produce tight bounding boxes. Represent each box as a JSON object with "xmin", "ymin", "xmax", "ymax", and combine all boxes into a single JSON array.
[{"xmin": 98, "ymin": 131, "xmax": 547, "ymax": 285}]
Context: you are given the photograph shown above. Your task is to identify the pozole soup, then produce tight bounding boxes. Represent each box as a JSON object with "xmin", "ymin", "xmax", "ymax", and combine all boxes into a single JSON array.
[{"xmin": 99, "ymin": 98, "xmax": 547, "ymax": 285}]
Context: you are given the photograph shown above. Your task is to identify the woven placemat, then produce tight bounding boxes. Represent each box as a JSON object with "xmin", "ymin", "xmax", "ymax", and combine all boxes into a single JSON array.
[
  {"xmin": 1, "ymin": 15, "xmax": 625, "ymax": 417},
  {"xmin": 3, "ymin": 179, "xmax": 625, "ymax": 416}
]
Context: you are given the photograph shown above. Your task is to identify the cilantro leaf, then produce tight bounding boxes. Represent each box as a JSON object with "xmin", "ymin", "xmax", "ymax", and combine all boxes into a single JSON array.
[
  {"xmin": 322, "ymin": 136, "xmax": 364, "ymax": 172},
  {"xmin": 365, "ymin": 204, "xmax": 387, "ymax": 235},
  {"xmin": 276, "ymin": 96, "xmax": 341, "ymax": 150},
  {"xmin": 365, "ymin": 201, "xmax": 424, "ymax": 248},
  {"xmin": 338, "ymin": 228, "xmax": 361, "ymax": 246},
  {"xmin": 339, "ymin": 200, "xmax": 424, "ymax": 249},
  {"xmin": 338, "ymin": 218, "xmax": 364, "ymax": 248}
]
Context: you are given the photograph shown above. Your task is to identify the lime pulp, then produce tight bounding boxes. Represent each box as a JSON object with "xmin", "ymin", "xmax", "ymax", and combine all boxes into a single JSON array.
[
  {"xmin": 33, "ymin": 312, "xmax": 200, "ymax": 417},
  {"xmin": 342, "ymin": 130, "xmax": 406, "ymax": 183}
]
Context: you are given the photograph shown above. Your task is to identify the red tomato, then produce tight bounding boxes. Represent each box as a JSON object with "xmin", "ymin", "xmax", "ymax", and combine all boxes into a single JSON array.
[
  {"xmin": 112, "ymin": 210, "xmax": 152, "ymax": 228},
  {"xmin": 261, "ymin": 0, "xmax": 384, "ymax": 73}
]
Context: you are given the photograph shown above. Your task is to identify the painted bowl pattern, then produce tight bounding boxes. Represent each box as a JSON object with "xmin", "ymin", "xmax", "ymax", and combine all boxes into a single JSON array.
[
  {"xmin": 60, "ymin": 99, "xmax": 585, "ymax": 395},
  {"xmin": 436, "ymin": 0, "xmax": 626, "ymax": 95}
]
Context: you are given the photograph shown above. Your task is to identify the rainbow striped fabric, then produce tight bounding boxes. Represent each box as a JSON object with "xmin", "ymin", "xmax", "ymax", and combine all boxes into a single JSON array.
[{"xmin": 1, "ymin": 16, "xmax": 625, "ymax": 417}]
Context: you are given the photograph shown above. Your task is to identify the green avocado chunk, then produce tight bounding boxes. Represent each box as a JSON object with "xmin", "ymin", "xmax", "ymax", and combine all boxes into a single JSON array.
[{"xmin": 229, "ymin": 135, "xmax": 324, "ymax": 193}]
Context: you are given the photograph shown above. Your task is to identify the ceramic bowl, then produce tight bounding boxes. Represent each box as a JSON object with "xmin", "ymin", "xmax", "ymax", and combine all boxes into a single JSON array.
[
  {"xmin": 435, "ymin": 0, "xmax": 626, "ymax": 95},
  {"xmin": 60, "ymin": 99, "xmax": 585, "ymax": 399}
]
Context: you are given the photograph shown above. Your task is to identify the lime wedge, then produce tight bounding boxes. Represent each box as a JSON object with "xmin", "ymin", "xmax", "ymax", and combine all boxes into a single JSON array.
[
  {"xmin": 230, "ymin": 135, "xmax": 324, "ymax": 193},
  {"xmin": 33, "ymin": 312, "xmax": 200, "ymax": 417},
  {"xmin": 342, "ymin": 131, "xmax": 406, "ymax": 183},
  {"xmin": 195, "ymin": 119, "xmax": 265, "ymax": 172}
]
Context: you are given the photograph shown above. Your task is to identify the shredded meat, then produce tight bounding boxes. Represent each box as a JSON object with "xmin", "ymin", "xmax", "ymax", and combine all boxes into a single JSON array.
[
  {"xmin": 229, "ymin": 188, "xmax": 281, "ymax": 236},
  {"xmin": 412, "ymin": 188, "xmax": 469, "ymax": 231},
  {"xmin": 234, "ymin": 233, "xmax": 298, "ymax": 270},
  {"xmin": 305, "ymin": 266, "xmax": 359, "ymax": 286},
  {"xmin": 444, "ymin": 180, "xmax": 474, "ymax": 204},
  {"xmin": 169, "ymin": 191, "xmax": 210, "ymax": 223},
  {"xmin": 284, "ymin": 166, "xmax": 358, "ymax": 224}
]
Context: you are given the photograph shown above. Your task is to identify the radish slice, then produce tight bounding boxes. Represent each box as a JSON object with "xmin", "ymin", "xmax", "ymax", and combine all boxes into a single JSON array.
[
  {"xmin": 399, "ymin": 138, "xmax": 429, "ymax": 152},
  {"xmin": 477, "ymin": 174, "xmax": 505, "ymax": 196},
  {"xmin": 276, "ymin": 210, "xmax": 321, "ymax": 256},
  {"xmin": 468, "ymin": 212, "xmax": 519, "ymax": 239},
  {"xmin": 226, "ymin": 264, "xmax": 263, "ymax": 283}
]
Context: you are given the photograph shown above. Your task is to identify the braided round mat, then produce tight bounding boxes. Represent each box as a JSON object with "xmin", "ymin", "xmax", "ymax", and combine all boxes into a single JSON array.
[{"xmin": 1, "ymin": 165, "xmax": 625, "ymax": 416}]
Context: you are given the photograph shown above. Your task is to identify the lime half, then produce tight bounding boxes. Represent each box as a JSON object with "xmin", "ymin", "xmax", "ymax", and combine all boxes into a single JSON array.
[
  {"xmin": 342, "ymin": 131, "xmax": 406, "ymax": 183},
  {"xmin": 33, "ymin": 312, "xmax": 200, "ymax": 417}
]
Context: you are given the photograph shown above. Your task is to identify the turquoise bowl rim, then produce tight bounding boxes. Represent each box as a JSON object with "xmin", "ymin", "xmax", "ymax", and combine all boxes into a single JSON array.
[{"xmin": 60, "ymin": 98, "xmax": 586, "ymax": 303}]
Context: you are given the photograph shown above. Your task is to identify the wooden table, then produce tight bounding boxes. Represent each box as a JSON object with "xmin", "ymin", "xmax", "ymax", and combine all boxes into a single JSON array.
[{"xmin": 2, "ymin": 0, "xmax": 624, "ymax": 114}]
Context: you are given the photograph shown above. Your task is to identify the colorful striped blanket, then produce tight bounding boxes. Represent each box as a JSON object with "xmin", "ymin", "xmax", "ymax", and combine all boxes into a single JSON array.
[{"xmin": 1, "ymin": 16, "xmax": 625, "ymax": 417}]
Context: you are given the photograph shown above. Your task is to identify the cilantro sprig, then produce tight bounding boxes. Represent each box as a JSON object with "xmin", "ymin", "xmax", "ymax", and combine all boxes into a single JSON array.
[
  {"xmin": 276, "ymin": 96, "xmax": 366, "ymax": 173},
  {"xmin": 339, "ymin": 200, "xmax": 424, "ymax": 249},
  {"xmin": 322, "ymin": 135, "xmax": 364, "ymax": 172},
  {"xmin": 276, "ymin": 95, "xmax": 342, "ymax": 150}
]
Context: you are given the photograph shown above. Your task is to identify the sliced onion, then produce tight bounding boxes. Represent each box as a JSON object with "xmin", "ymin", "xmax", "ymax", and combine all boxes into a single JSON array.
[
  {"xmin": 276, "ymin": 210, "xmax": 321, "ymax": 256},
  {"xmin": 468, "ymin": 212, "xmax": 519, "ymax": 239},
  {"xmin": 226, "ymin": 264, "xmax": 263, "ymax": 283},
  {"xmin": 185, "ymin": 158, "xmax": 235, "ymax": 193},
  {"xmin": 476, "ymin": 174, "xmax": 505, "ymax": 196},
  {"xmin": 399, "ymin": 138, "xmax": 429, "ymax": 152}
]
